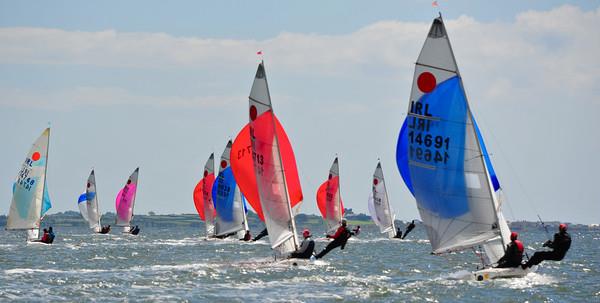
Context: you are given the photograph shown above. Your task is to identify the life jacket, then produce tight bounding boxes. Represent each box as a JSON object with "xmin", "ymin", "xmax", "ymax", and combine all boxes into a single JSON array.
[{"xmin": 514, "ymin": 240, "xmax": 524, "ymax": 255}]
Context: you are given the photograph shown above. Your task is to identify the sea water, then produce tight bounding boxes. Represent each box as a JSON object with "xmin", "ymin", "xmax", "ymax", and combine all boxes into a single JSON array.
[{"xmin": 0, "ymin": 224, "xmax": 598, "ymax": 302}]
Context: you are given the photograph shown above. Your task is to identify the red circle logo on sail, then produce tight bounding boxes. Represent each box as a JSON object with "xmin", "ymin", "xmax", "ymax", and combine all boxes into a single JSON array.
[
  {"xmin": 417, "ymin": 72, "xmax": 436, "ymax": 93},
  {"xmin": 87, "ymin": 182, "xmax": 91, "ymax": 188},
  {"xmin": 328, "ymin": 174, "xmax": 333, "ymax": 180},
  {"xmin": 204, "ymin": 170, "xmax": 208, "ymax": 178},
  {"xmin": 220, "ymin": 160, "xmax": 227, "ymax": 168},
  {"xmin": 31, "ymin": 152, "xmax": 41, "ymax": 161},
  {"xmin": 373, "ymin": 178, "xmax": 378, "ymax": 185},
  {"xmin": 249, "ymin": 105, "xmax": 258, "ymax": 121},
  {"xmin": 127, "ymin": 179, "xmax": 132, "ymax": 185}
]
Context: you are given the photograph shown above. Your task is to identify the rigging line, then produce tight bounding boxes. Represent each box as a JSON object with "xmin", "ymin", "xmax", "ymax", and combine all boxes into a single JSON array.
[{"xmin": 470, "ymin": 112, "xmax": 540, "ymax": 221}]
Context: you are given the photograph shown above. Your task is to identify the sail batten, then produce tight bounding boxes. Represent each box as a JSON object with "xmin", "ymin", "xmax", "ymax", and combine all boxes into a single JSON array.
[{"xmin": 396, "ymin": 16, "xmax": 508, "ymax": 256}]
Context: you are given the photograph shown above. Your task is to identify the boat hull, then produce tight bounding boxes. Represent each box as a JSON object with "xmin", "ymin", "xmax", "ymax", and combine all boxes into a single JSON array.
[{"xmin": 473, "ymin": 266, "xmax": 534, "ymax": 281}]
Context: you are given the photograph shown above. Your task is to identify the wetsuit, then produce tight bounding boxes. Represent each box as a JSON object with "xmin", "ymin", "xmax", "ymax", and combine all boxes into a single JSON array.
[
  {"xmin": 402, "ymin": 222, "xmax": 416, "ymax": 239},
  {"xmin": 525, "ymin": 231, "xmax": 571, "ymax": 268},
  {"xmin": 315, "ymin": 225, "xmax": 351, "ymax": 259},
  {"xmin": 495, "ymin": 240, "xmax": 524, "ymax": 268},
  {"xmin": 290, "ymin": 236, "xmax": 315, "ymax": 259},
  {"xmin": 241, "ymin": 231, "xmax": 252, "ymax": 241},
  {"xmin": 252, "ymin": 228, "xmax": 268, "ymax": 241}
]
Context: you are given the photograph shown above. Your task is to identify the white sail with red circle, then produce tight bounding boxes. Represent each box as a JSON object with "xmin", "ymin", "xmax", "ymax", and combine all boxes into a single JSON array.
[
  {"xmin": 231, "ymin": 62, "xmax": 301, "ymax": 257},
  {"xmin": 7, "ymin": 128, "xmax": 51, "ymax": 231},
  {"xmin": 395, "ymin": 16, "xmax": 510, "ymax": 260},
  {"xmin": 368, "ymin": 161, "xmax": 395, "ymax": 238}
]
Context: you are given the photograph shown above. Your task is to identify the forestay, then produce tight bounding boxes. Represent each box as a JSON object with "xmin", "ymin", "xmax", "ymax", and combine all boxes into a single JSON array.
[
  {"xmin": 316, "ymin": 157, "xmax": 344, "ymax": 233},
  {"xmin": 212, "ymin": 141, "xmax": 249, "ymax": 237},
  {"xmin": 7, "ymin": 128, "xmax": 52, "ymax": 232},
  {"xmin": 193, "ymin": 154, "xmax": 216, "ymax": 238},
  {"xmin": 115, "ymin": 167, "xmax": 139, "ymax": 229},
  {"xmin": 395, "ymin": 16, "xmax": 509, "ymax": 258},
  {"xmin": 368, "ymin": 162, "xmax": 395, "ymax": 238}
]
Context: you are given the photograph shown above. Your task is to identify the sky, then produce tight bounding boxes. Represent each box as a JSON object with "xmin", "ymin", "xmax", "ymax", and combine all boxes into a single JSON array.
[{"xmin": 0, "ymin": 1, "xmax": 599, "ymax": 224}]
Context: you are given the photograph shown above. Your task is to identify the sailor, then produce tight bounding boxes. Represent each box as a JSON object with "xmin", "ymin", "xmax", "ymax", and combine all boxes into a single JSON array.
[
  {"xmin": 393, "ymin": 227, "xmax": 403, "ymax": 239},
  {"xmin": 402, "ymin": 220, "xmax": 416, "ymax": 239},
  {"xmin": 495, "ymin": 232, "xmax": 524, "ymax": 268},
  {"xmin": 351, "ymin": 225, "xmax": 361, "ymax": 236},
  {"xmin": 46, "ymin": 227, "xmax": 55, "ymax": 244},
  {"xmin": 252, "ymin": 228, "xmax": 268, "ymax": 241},
  {"xmin": 240, "ymin": 230, "xmax": 252, "ymax": 241},
  {"xmin": 100, "ymin": 225, "xmax": 111, "ymax": 234},
  {"xmin": 315, "ymin": 219, "xmax": 351, "ymax": 259},
  {"xmin": 290, "ymin": 229, "xmax": 315, "ymax": 259},
  {"xmin": 523, "ymin": 223, "xmax": 571, "ymax": 269},
  {"xmin": 39, "ymin": 228, "xmax": 49, "ymax": 243},
  {"xmin": 130, "ymin": 225, "xmax": 140, "ymax": 235}
]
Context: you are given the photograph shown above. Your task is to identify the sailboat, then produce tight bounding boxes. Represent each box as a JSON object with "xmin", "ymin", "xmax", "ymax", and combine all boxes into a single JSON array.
[
  {"xmin": 77, "ymin": 169, "xmax": 102, "ymax": 233},
  {"xmin": 316, "ymin": 157, "xmax": 344, "ymax": 234},
  {"xmin": 6, "ymin": 128, "xmax": 53, "ymax": 242},
  {"xmin": 231, "ymin": 61, "xmax": 304, "ymax": 259},
  {"xmin": 212, "ymin": 141, "xmax": 249, "ymax": 239},
  {"xmin": 193, "ymin": 153, "xmax": 216, "ymax": 239},
  {"xmin": 368, "ymin": 161, "xmax": 396, "ymax": 239},
  {"xmin": 115, "ymin": 167, "xmax": 139, "ymax": 234},
  {"xmin": 396, "ymin": 15, "xmax": 528, "ymax": 280}
]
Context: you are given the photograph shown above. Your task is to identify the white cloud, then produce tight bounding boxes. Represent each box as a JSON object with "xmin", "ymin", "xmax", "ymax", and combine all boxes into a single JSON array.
[{"xmin": 0, "ymin": 5, "xmax": 597, "ymax": 109}]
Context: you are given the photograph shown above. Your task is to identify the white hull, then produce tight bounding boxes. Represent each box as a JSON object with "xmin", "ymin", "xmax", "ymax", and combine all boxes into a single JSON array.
[{"xmin": 473, "ymin": 266, "xmax": 534, "ymax": 281}]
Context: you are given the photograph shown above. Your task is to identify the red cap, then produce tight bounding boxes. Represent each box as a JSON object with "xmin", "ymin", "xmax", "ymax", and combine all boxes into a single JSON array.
[
  {"xmin": 559, "ymin": 223, "xmax": 567, "ymax": 231},
  {"xmin": 510, "ymin": 232, "xmax": 518, "ymax": 241},
  {"xmin": 302, "ymin": 229, "xmax": 311, "ymax": 237}
]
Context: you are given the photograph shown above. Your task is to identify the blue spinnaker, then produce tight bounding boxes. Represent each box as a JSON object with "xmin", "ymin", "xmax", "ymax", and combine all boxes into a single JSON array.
[
  {"xmin": 41, "ymin": 180, "xmax": 51, "ymax": 217},
  {"xmin": 396, "ymin": 76, "xmax": 469, "ymax": 218},
  {"xmin": 212, "ymin": 167, "xmax": 237, "ymax": 222}
]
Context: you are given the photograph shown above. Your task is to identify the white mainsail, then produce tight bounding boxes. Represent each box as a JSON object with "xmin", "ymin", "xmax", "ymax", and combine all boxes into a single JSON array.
[
  {"xmin": 203, "ymin": 153, "xmax": 216, "ymax": 238},
  {"xmin": 213, "ymin": 141, "xmax": 249, "ymax": 237},
  {"xmin": 7, "ymin": 128, "xmax": 52, "ymax": 241},
  {"xmin": 368, "ymin": 162, "xmax": 396, "ymax": 238},
  {"xmin": 247, "ymin": 62, "xmax": 299, "ymax": 257},
  {"xmin": 396, "ymin": 16, "xmax": 509, "ymax": 264}
]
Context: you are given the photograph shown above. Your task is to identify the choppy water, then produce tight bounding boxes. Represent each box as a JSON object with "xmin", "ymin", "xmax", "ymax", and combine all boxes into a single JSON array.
[{"xmin": 1, "ymin": 224, "xmax": 598, "ymax": 302}]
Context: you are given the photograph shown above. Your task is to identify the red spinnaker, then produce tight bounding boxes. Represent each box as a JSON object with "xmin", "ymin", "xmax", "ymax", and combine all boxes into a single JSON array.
[
  {"xmin": 193, "ymin": 173, "xmax": 215, "ymax": 221},
  {"xmin": 230, "ymin": 111, "xmax": 303, "ymax": 222},
  {"xmin": 316, "ymin": 176, "xmax": 344, "ymax": 220}
]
